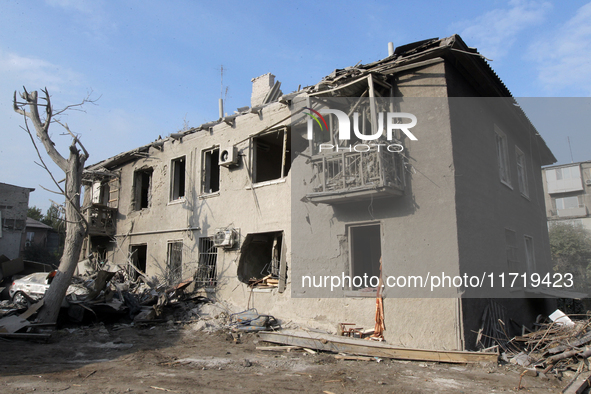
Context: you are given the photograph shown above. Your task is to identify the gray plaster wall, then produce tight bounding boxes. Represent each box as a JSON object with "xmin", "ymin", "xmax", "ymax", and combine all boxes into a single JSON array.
[
  {"xmin": 445, "ymin": 63, "xmax": 556, "ymax": 348},
  {"xmin": 0, "ymin": 183, "xmax": 32, "ymax": 260},
  {"xmin": 289, "ymin": 62, "xmax": 464, "ymax": 350}
]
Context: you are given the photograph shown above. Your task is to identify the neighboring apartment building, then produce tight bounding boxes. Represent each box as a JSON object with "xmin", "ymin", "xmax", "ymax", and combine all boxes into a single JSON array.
[
  {"xmin": 542, "ymin": 161, "xmax": 591, "ymax": 230},
  {"xmin": 0, "ymin": 182, "xmax": 34, "ymax": 259},
  {"xmin": 21, "ymin": 218, "xmax": 59, "ymax": 256},
  {"xmin": 81, "ymin": 35, "xmax": 557, "ymax": 351}
]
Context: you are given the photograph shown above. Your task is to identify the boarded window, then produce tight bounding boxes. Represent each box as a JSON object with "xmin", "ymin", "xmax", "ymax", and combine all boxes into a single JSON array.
[
  {"xmin": 349, "ymin": 223, "xmax": 381, "ymax": 290},
  {"xmin": 237, "ymin": 231, "xmax": 286, "ymax": 290},
  {"xmin": 195, "ymin": 237, "xmax": 218, "ymax": 287},
  {"xmin": 252, "ymin": 128, "xmax": 291, "ymax": 183},
  {"xmin": 201, "ymin": 148, "xmax": 220, "ymax": 194},
  {"xmin": 170, "ymin": 157, "xmax": 186, "ymax": 201},
  {"xmin": 134, "ymin": 168, "xmax": 153, "ymax": 210},
  {"xmin": 167, "ymin": 241, "xmax": 183, "ymax": 284}
]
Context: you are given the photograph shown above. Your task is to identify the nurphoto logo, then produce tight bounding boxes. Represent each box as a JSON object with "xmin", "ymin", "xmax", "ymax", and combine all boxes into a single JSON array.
[{"xmin": 304, "ymin": 106, "xmax": 418, "ymax": 153}]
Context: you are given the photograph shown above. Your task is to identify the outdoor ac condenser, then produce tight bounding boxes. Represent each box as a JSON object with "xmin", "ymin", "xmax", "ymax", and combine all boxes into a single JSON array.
[
  {"xmin": 219, "ymin": 146, "xmax": 238, "ymax": 167},
  {"xmin": 213, "ymin": 228, "xmax": 237, "ymax": 248}
]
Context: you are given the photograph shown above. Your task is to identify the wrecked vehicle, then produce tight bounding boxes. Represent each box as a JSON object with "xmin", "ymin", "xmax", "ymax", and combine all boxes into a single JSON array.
[{"xmin": 9, "ymin": 272, "xmax": 85, "ymax": 307}]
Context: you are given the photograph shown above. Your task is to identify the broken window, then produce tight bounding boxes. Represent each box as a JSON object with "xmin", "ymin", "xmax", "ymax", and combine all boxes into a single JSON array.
[
  {"xmin": 252, "ymin": 128, "xmax": 291, "ymax": 183},
  {"xmin": 201, "ymin": 148, "xmax": 220, "ymax": 194},
  {"xmin": 91, "ymin": 181, "xmax": 110, "ymax": 206},
  {"xmin": 134, "ymin": 168, "xmax": 153, "ymax": 210},
  {"xmin": 237, "ymin": 231, "xmax": 287, "ymax": 291},
  {"xmin": 129, "ymin": 244, "xmax": 147, "ymax": 280},
  {"xmin": 167, "ymin": 240, "xmax": 183, "ymax": 284},
  {"xmin": 170, "ymin": 156, "xmax": 186, "ymax": 201},
  {"xmin": 349, "ymin": 223, "xmax": 381, "ymax": 290},
  {"xmin": 194, "ymin": 237, "xmax": 218, "ymax": 288}
]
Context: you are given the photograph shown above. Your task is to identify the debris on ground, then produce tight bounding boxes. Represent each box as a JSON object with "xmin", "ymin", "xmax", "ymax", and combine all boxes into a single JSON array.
[{"xmin": 480, "ymin": 308, "xmax": 591, "ymax": 392}]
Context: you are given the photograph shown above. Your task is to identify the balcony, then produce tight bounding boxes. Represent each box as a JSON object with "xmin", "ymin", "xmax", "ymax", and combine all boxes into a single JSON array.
[
  {"xmin": 306, "ymin": 149, "xmax": 405, "ymax": 204},
  {"xmin": 85, "ymin": 204, "xmax": 117, "ymax": 236},
  {"xmin": 557, "ymin": 206, "xmax": 588, "ymax": 218}
]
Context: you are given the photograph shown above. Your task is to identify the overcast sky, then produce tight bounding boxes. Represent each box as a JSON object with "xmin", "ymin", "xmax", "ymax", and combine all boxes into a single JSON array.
[{"xmin": 1, "ymin": 0, "xmax": 591, "ymax": 211}]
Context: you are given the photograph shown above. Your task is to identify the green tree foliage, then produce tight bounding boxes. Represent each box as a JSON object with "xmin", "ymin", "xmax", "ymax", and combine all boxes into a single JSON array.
[
  {"xmin": 549, "ymin": 222, "xmax": 591, "ymax": 289},
  {"xmin": 27, "ymin": 205, "xmax": 43, "ymax": 221}
]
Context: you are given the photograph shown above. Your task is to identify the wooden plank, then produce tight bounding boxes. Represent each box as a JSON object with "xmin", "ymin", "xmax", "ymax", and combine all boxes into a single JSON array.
[
  {"xmin": 0, "ymin": 315, "xmax": 31, "ymax": 333},
  {"xmin": 256, "ymin": 345, "xmax": 300, "ymax": 352},
  {"xmin": 562, "ymin": 373, "xmax": 591, "ymax": 394},
  {"xmin": 0, "ymin": 332, "xmax": 51, "ymax": 340},
  {"xmin": 335, "ymin": 355, "xmax": 373, "ymax": 361},
  {"xmin": 258, "ymin": 330, "xmax": 498, "ymax": 364},
  {"xmin": 19, "ymin": 300, "xmax": 44, "ymax": 320},
  {"xmin": 278, "ymin": 233, "xmax": 287, "ymax": 293}
]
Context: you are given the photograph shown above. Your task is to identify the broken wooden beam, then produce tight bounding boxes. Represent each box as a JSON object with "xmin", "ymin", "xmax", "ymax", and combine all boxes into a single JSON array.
[
  {"xmin": 0, "ymin": 332, "xmax": 52, "ymax": 340},
  {"xmin": 256, "ymin": 345, "xmax": 301, "ymax": 351},
  {"xmin": 562, "ymin": 372, "xmax": 591, "ymax": 394},
  {"xmin": 258, "ymin": 330, "xmax": 498, "ymax": 364}
]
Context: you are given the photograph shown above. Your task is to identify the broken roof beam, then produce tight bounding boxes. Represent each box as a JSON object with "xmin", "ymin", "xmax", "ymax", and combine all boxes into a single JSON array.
[
  {"xmin": 262, "ymin": 81, "xmax": 282, "ymax": 104},
  {"xmin": 199, "ymin": 120, "xmax": 220, "ymax": 131},
  {"xmin": 223, "ymin": 114, "xmax": 239, "ymax": 126},
  {"xmin": 250, "ymin": 104, "xmax": 265, "ymax": 114}
]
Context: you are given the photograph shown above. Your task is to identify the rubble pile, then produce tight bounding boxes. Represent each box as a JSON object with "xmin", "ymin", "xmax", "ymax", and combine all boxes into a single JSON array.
[
  {"xmin": 503, "ymin": 310, "xmax": 591, "ymax": 383},
  {"xmin": 0, "ymin": 267, "xmax": 282, "ymax": 340}
]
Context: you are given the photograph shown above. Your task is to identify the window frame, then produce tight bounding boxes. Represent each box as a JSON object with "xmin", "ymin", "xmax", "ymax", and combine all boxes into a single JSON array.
[
  {"xmin": 133, "ymin": 167, "xmax": 153, "ymax": 211},
  {"xmin": 495, "ymin": 124, "xmax": 512, "ymax": 188},
  {"xmin": 347, "ymin": 222, "xmax": 382, "ymax": 293},
  {"xmin": 170, "ymin": 156, "xmax": 187, "ymax": 202},
  {"xmin": 524, "ymin": 235, "xmax": 535, "ymax": 276},
  {"xmin": 201, "ymin": 147, "xmax": 220, "ymax": 196},
  {"xmin": 554, "ymin": 195, "xmax": 584, "ymax": 210},
  {"xmin": 504, "ymin": 228, "xmax": 520, "ymax": 273},
  {"xmin": 251, "ymin": 127, "xmax": 290, "ymax": 185},
  {"xmin": 195, "ymin": 236, "xmax": 218, "ymax": 288},
  {"xmin": 515, "ymin": 147, "xmax": 529, "ymax": 198},
  {"xmin": 166, "ymin": 240, "xmax": 183, "ymax": 284}
]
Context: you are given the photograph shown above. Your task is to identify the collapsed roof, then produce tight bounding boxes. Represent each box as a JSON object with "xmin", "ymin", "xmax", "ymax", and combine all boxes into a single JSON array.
[{"xmin": 84, "ymin": 34, "xmax": 555, "ymax": 175}]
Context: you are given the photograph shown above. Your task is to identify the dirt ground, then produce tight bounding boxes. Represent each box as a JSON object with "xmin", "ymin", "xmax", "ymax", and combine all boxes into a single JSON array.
[{"xmin": 0, "ymin": 321, "xmax": 571, "ymax": 394}]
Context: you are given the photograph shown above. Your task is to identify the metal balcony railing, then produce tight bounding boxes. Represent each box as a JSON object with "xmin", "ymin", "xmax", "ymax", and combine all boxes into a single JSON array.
[
  {"xmin": 307, "ymin": 148, "xmax": 405, "ymax": 204},
  {"xmin": 85, "ymin": 204, "xmax": 116, "ymax": 236}
]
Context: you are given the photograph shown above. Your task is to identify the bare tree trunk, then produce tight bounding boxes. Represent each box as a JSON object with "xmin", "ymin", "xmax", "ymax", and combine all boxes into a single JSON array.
[{"xmin": 14, "ymin": 88, "xmax": 89, "ymax": 323}]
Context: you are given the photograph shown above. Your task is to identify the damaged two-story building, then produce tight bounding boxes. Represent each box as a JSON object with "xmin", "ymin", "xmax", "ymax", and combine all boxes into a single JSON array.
[{"xmin": 80, "ymin": 35, "xmax": 561, "ymax": 351}]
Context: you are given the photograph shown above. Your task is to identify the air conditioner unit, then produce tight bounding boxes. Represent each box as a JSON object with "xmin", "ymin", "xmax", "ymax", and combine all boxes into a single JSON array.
[
  {"xmin": 586, "ymin": 179, "xmax": 591, "ymax": 186},
  {"xmin": 219, "ymin": 146, "xmax": 238, "ymax": 167},
  {"xmin": 213, "ymin": 228, "xmax": 237, "ymax": 248}
]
